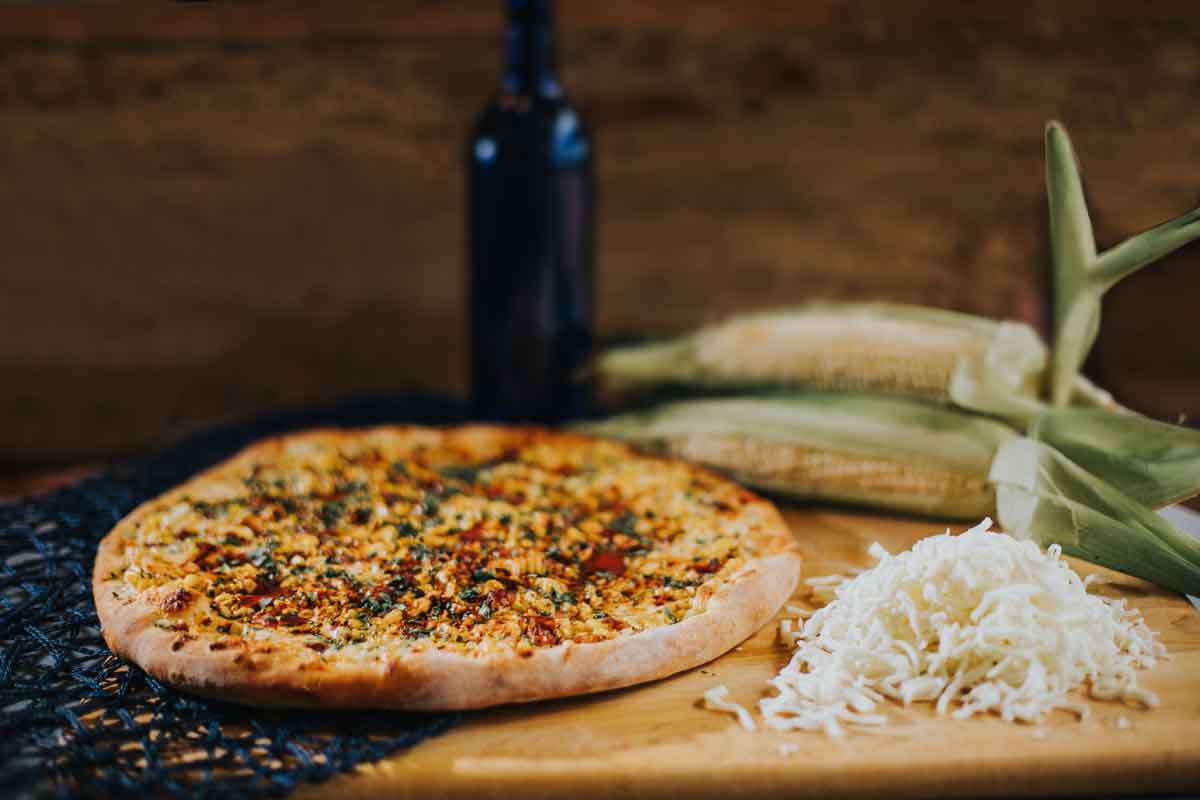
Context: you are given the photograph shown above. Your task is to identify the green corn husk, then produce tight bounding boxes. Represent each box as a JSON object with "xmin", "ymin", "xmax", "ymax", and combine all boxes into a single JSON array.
[
  {"xmin": 1046, "ymin": 122, "xmax": 1200, "ymax": 406},
  {"xmin": 991, "ymin": 437, "xmax": 1200, "ymax": 596},
  {"xmin": 1028, "ymin": 408, "xmax": 1200, "ymax": 509},
  {"xmin": 595, "ymin": 302, "xmax": 1108, "ymax": 420},
  {"xmin": 576, "ymin": 393, "xmax": 1017, "ymax": 519}
]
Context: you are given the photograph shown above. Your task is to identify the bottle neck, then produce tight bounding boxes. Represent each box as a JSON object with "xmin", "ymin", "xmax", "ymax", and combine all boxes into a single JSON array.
[{"xmin": 501, "ymin": 0, "xmax": 561, "ymax": 99}]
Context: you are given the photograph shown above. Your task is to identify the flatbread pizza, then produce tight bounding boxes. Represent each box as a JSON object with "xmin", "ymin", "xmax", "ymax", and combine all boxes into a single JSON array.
[{"xmin": 93, "ymin": 426, "xmax": 799, "ymax": 710}]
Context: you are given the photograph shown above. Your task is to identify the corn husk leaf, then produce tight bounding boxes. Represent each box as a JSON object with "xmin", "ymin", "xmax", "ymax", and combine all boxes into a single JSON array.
[
  {"xmin": 1046, "ymin": 122, "xmax": 1200, "ymax": 406},
  {"xmin": 577, "ymin": 393, "xmax": 1016, "ymax": 519},
  {"xmin": 1028, "ymin": 409, "xmax": 1200, "ymax": 509},
  {"xmin": 990, "ymin": 437, "xmax": 1200, "ymax": 596},
  {"xmin": 1045, "ymin": 122, "xmax": 1099, "ymax": 407},
  {"xmin": 946, "ymin": 320, "xmax": 1049, "ymax": 421}
]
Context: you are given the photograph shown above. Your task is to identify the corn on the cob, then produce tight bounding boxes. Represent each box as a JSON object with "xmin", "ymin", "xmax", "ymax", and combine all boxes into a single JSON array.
[
  {"xmin": 1045, "ymin": 122, "xmax": 1200, "ymax": 406},
  {"xmin": 991, "ymin": 437, "xmax": 1200, "ymax": 597},
  {"xmin": 1028, "ymin": 408, "xmax": 1200, "ymax": 509},
  {"xmin": 576, "ymin": 393, "xmax": 1017, "ymax": 519},
  {"xmin": 594, "ymin": 302, "xmax": 1102, "ymax": 420}
]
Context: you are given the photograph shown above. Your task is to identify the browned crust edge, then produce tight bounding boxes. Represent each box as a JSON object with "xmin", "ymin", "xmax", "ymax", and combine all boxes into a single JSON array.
[{"xmin": 93, "ymin": 425, "xmax": 801, "ymax": 710}]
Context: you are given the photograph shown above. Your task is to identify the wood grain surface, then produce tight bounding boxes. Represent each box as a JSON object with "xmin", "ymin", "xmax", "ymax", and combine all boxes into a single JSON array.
[
  {"xmin": 298, "ymin": 507, "xmax": 1200, "ymax": 800},
  {"xmin": 2, "ymin": 1, "xmax": 1199, "ymax": 463}
]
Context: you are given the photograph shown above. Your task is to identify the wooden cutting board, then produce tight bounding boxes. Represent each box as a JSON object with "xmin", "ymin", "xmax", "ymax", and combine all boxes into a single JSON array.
[{"xmin": 301, "ymin": 508, "xmax": 1200, "ymax": 799}]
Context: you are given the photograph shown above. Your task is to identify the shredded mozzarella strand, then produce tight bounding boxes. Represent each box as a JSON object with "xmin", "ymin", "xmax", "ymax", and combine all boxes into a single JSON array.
[
  {"xmin": 702, "ymin": 685, "xmax": 756, "ymax": 732},
  {"xmin": 753, "ymin": 518, "xmax": 1165, "ymax": 737}
]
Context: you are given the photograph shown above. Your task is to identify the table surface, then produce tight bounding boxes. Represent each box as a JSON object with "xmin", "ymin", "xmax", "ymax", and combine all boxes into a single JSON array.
[
  {"xmin": 289, "ymin": 507, "xmax": 1200, "ymax": 800},
  {"xmin": 6, "ymin": 469, "xmax": 1198, "ymax": 798}
]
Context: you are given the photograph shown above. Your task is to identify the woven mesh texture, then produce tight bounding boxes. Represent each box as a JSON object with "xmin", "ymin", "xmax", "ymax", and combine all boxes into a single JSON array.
[{"xmin": 0, "ymin": 396, "xmax": 466, "ymax": 798}]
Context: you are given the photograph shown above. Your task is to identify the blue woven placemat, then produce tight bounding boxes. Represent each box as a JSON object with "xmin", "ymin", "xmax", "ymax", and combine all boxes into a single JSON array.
[{"xmin": 0, "ymin": 395, "xmax": 467, "ymax": 798}]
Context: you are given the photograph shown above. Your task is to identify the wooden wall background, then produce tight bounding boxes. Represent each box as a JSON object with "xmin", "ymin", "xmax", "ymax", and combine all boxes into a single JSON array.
[{"xmin": 1, "ymin": 1, "xmax": 1198, "ymax": 464}]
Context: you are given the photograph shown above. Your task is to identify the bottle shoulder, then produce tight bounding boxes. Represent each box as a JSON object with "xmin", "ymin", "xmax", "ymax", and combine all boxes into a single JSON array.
[
  {"xmin": 472, "ymin": 91, "xmax": 588, "ymax": 130},
  {"xmin": 469, "ymin": 92, "xmax": 591, "ymax": 166}
]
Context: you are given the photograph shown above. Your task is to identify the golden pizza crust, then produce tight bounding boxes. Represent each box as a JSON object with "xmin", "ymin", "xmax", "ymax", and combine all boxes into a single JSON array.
[{"xmin": 93, "ymin": 426, "xmax": 800, "ymax": 710}]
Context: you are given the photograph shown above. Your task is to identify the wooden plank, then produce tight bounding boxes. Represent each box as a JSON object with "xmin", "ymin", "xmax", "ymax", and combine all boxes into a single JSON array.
[
  {"xmin": 298, "ymin": 508, "xmax": 1200, "ymax": 799},
  {"xmin": 3, "ymin": 1, "xmax": 1196, "ymax": 42},
  {"xmin": 1, "ymin": 3, "xmax": 1198, "ymax": 462}
]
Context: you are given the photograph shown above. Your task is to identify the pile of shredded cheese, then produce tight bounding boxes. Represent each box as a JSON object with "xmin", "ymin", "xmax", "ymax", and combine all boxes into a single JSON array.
[{"xmin": 705, "ymin": 519, "xmax": 1165, "ymax": 737}]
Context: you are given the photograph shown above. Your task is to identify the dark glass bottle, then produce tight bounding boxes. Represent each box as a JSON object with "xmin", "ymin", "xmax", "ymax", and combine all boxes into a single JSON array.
[{"xmin": 467, "ymin": 0, "xmax": 594, "ymax": 423}]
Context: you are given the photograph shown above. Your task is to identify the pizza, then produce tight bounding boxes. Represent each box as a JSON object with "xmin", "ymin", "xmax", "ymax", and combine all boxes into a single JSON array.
[{"xmin": 93, "ymin": 426, "xmax": 800, "ymax": 710}]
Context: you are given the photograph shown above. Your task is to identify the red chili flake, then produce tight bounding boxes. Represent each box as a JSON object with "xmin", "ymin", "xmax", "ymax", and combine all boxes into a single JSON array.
[
  {"xmin": 458, "ymin": 523, "xmax": 485, "ymax": 542},
  {"xmin": 526, "ymin": 615, "xmax": 560, "ymax": 647},
  {"xmin": 694, "ymin": 559, "xmax": 721, "ymax": 574},
  {"xmin": 160, "ymin": 588, "xmax": 194, "ymax": 614},
  {"xmin": 209, "ymin": 641, "xmax": 231, "ymax": 651},
  {"xmin": 605, "ymin": 616, "xmax": 627, "ymax": 631},
  {"xmin": 250, "ymin": 575, "xmax": 278, "ymax": 594},
  {"xmin": 583, "ymin": 551, "xmax": 625, "ymax": 575},
  {"xmin": 488, "ymin": 589, "xmax": 511, "ymax": 607},
  {"xmin": 238, "ymin": 593, "xmax": 271, "ymax": 607}
]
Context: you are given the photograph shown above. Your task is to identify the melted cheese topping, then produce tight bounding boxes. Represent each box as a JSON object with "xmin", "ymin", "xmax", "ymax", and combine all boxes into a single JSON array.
[{"xmin": 102, "ymin": 433, "xmax": 770, "ymax": 658}]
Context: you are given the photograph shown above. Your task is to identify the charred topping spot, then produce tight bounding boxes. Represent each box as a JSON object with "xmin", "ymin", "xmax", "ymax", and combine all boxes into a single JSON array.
[
  {"xmin": 319, "ymin": 500, "xmax": 348, "ymax": 528},
  {"xmin": 526, "ymin": 615, "xmax": 560, "ymax": 647},
  {"xmin": 160, "ymin": 588, "xmax": 194, "ymax": 614},
  {"xmin": 362, "ymin": 591, "xmax": 399, "ymax": 617}
]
